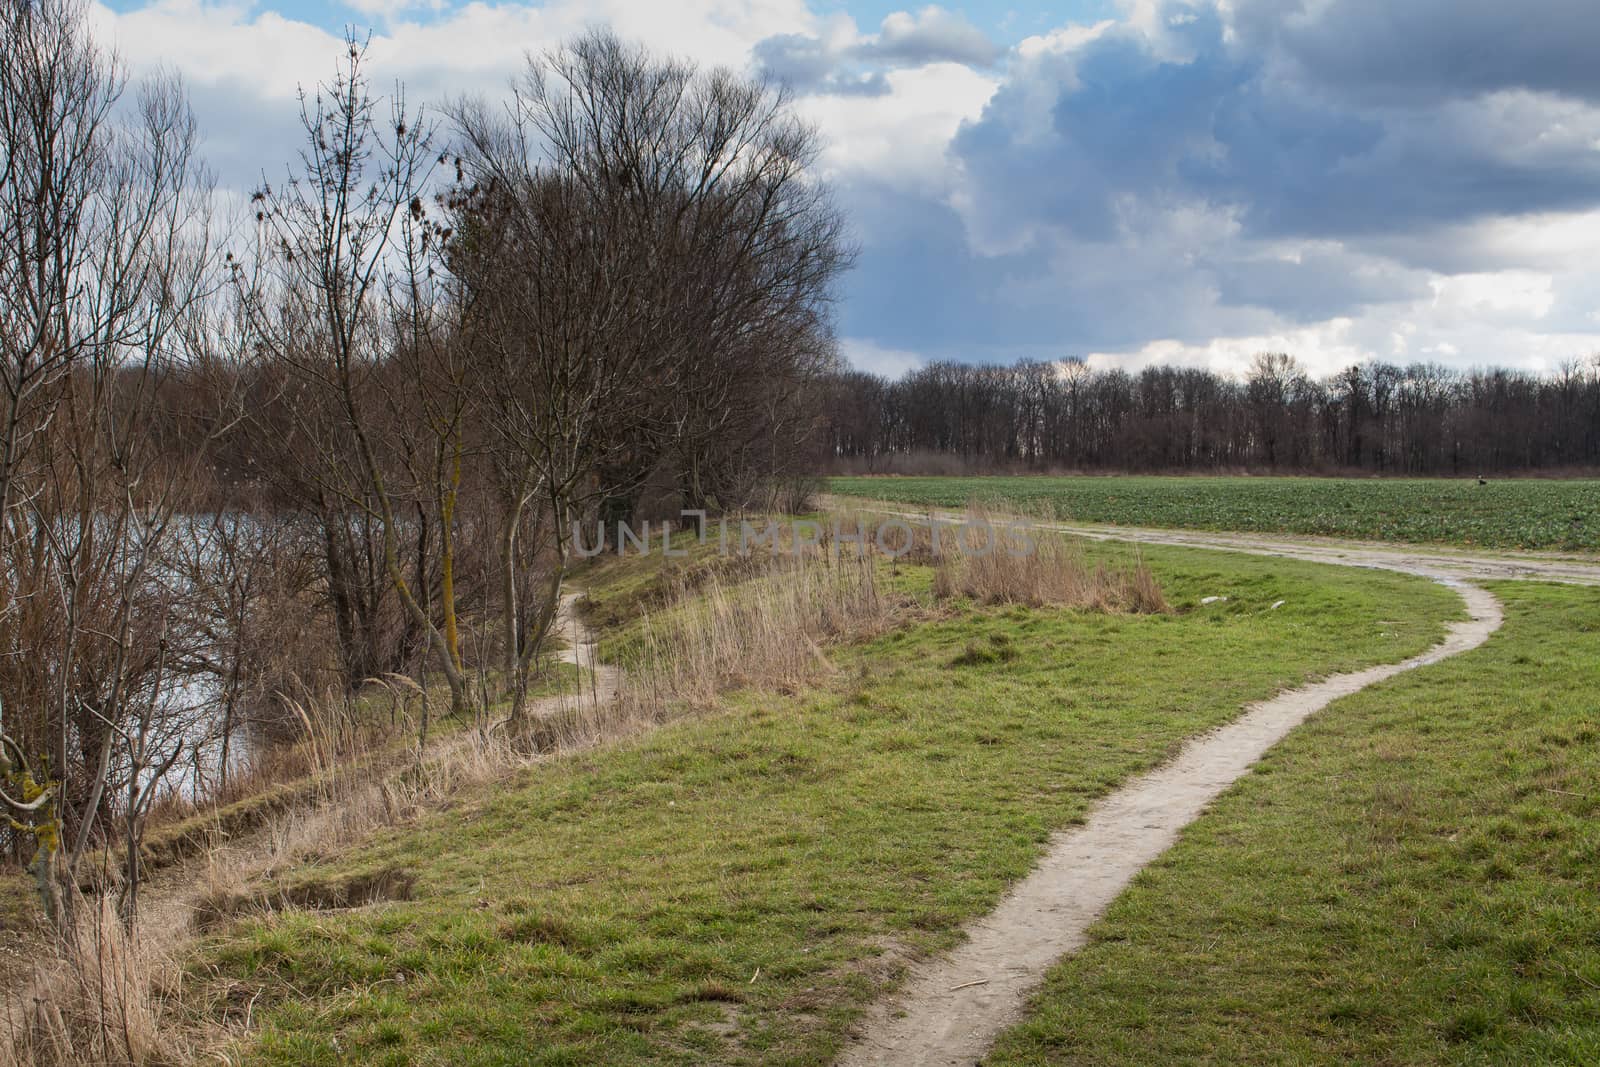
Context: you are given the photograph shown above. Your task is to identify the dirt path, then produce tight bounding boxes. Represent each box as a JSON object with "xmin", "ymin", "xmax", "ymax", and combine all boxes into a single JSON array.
[
  {"xmin": 824, "ymin": 497, "xmax": 1600, "ymax": 586},
  {"xmin": 1028, "ymin": 523, "xmax": 1600, "ymax": 585},
  {"xmin": 552, "ymin": 590, "xmax": 622, "ymax": 705},
  {"xmin": 834, "ymin": 506, "xmax": 1556, "ymax": 1066}
]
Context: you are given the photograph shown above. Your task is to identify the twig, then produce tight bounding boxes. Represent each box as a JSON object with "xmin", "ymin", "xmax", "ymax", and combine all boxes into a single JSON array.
[
  {"xmin": 948, "ymin": 978, "xmax": 989, "ymax": 992},
  {"xmin": 1558, "ymin": 963, "xmax": 1600, "ymax": 991}
]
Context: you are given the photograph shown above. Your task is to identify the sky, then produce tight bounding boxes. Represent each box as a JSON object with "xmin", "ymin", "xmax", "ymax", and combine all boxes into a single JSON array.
[{"xmin": 87, "ymin": 0, "xmax": 1600, "ymax": 381}]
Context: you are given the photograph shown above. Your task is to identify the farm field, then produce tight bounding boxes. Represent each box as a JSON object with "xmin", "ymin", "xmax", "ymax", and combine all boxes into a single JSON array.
[
  {"xmin": 191, "ymin": 541, "xmax": 1462, "ymax": 1065},
  {"xmin": 986, "ymin": 582, "xmax": 1600, "ymax": 1065},
  {"xmin": 826, "ymin": 475, "xmax": 1600, "ymax": 551}
]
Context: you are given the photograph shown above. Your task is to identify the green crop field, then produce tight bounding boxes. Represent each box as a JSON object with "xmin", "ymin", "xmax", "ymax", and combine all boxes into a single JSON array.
[{"xmin": 826, "ymin": 475, "xmax": 1600, "ymax": 551}]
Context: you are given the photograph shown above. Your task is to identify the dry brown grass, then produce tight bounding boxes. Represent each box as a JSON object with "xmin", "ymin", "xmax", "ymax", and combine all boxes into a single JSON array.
[
  {"xmin": 3, "ymin": 716, "xmax": 551, "ymax": 1063},
  {"xmin": 130, "ymin": 664, "xmax": 517, "ymax": 878},
  {"xmin": 185, "ymin": 715, "xmax": 536, "ymax": 907},
  {"xmin": 928, "ymin": 508, "xmax": 1169, "ymax": 614},
  {"xmin": 606, "ymin": 551, "xmax": 892, "ymax": 730},
  {"xmin": 0, "ymin": 898, "xmax": 180, "ymax": 1067},
  {"xmin": 2, "ymin": 676, "xmax": 546, "ymax": 1066}
]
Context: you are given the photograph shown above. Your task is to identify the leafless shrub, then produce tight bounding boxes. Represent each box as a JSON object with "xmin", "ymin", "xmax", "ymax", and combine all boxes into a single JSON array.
[{"xmin": 0, "ymin": 0, "xmax": 238, "ymax": 927}]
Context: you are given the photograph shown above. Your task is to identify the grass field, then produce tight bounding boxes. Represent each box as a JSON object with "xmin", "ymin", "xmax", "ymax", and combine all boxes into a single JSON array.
[
  {"xmin": 986, "ymin": 581, "xmax": 1600, "ymax": 1065},
  {"xmin": 826, "ymin": 475, "xmax": 1600, "ymax": 551},
  {"xmin": 193, "ymin": 543, "xmax": 1461, "ymax": 1065}
]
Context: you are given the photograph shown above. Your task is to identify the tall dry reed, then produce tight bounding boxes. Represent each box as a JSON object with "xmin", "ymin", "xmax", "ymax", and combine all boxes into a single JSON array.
[
  {"xmin": 607, "ymin": 552, "xmax": 891, "ymax": 729},
  {"xmin": 1, "ymin": 898, "xmax": 179, "ymax": 1067},
  {"xmin": 931, "ymin": 511, "xmax": 1169, "ymax": 613},
  {"xmin": 4, "ymin": 679, "xmax": 538, "ymax": 1067}
]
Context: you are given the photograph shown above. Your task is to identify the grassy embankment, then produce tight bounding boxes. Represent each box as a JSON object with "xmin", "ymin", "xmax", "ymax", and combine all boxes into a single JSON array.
[
  {"xmin": 191, "ymin": 534, "xmax": 1461, "ymax": 1065},
  {"xmin": 826, "ymin": 475, "xmax": 1600, "ymax": 551},
  {"xmin": 987, "ymin": 581, "xmax": 1600, "ymax": 1065},
  {"xmin": 0, "ymin": 660, "xmax": 590, "ymax": 992},
  {"xmin": 131, "ymin": 661, "xmax": 590, "ymax": 875}
]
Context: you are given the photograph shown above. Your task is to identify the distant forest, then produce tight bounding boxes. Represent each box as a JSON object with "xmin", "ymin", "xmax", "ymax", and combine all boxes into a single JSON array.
[{"xmin": 821, "ymin": 353, "xmax": 1600, "ymax": 475}]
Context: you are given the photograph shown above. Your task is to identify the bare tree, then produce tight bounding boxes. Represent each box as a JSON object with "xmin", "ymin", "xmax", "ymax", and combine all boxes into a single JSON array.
[
  {"xmin": 0, "ymin": 0, "xmax": 227, "ymax": 927},
  {"xmin": 240, "ymin": 36, "xmax": 470, "ymax": 716},
  {"xmin": 449, "ymin": 30, "xmax": 850, "ymax": 731}
]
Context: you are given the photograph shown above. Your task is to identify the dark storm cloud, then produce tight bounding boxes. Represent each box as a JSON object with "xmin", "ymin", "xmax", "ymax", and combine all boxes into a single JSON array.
[
  {"xmin": 752, "ymin": 34, "xmax": 890, "ymax": 96},
  {"xmin": 1230, "ymin": 0, "xmax": 1600, "ymax": 104},
  {"xmin": 954, "ymin": 11, "xmax": 1260, "ymax": 244},
  {"xmin": 949, "ymin": 0, "xmax": 1600, "ymax": 247},
  {"xmin": 1207, "ymin": 249, "xmax": 1432, "ymax": 323},
  {"xmin": 834, "ymin": 177, "xmax": 1280, "ymax": 356},
  {"xmin": 836, "ymin": 0, "xmax": 1600, "ymax": 361}
]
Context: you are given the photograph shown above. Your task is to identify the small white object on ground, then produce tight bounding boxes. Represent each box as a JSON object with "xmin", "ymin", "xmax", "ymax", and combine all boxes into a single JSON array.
[
  {"xmin": 1270, "ymin": 600, "xmax": 1286, "ymax": 610},
  {"xmin": 1200, "ymin": 595, "xmax": 1228, "ymax": 605}
]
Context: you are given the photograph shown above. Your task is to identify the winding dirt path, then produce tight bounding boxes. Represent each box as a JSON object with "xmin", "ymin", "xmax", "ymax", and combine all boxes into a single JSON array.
[
  {"xmin": 824, "ymin": 497, "xmax": 1600, "ymax": 587},
  {"xmin": 835, "ymin": 504, "xmax": 1592, "ymax": 1066},
  {"xmin": 552, "ymin": 590, "xmax": 622, "ymax": 706}
]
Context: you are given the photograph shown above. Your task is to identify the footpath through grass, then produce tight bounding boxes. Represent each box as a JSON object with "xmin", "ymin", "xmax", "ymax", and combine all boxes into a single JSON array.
[
  {"xmin": 195, "ymin": 543, "xmax": 1460, "ymax": 1065},
  {"xmin": 987, "ymin": 581, "xmax": 1600, "ymax": 1066},
  {"xmin": 826, "ymin": 475, "xmax": 1600, "ymax": 551}
]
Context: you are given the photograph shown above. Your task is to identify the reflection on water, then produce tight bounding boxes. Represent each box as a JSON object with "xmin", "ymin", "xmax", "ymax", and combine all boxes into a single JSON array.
[
  {"xmin": 130, "ymin": 513, "xmax": 267, "ymax": 807},
  {"xmin": 150, "ymin": 675, "xmax": 252, "ymax": 803}
]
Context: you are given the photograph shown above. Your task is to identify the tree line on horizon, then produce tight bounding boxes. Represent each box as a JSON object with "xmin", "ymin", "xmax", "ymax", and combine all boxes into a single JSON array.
[{"xmin": 821, "ymin": 352, "xmax": 1600, "ymax": 475}]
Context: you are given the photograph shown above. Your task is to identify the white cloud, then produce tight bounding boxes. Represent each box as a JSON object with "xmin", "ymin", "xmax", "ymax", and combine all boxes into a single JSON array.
[
  {"xmin": 800, "ymin": 62, "xmax": 997, "ymax": 190},
  {"xmin": 91, "ymin": 0, "xmax": 819, "ymax": 103},
  {"xmin": 87, "ymin": 0, "xmax": 825, "ymax": 193},
  {"xmin": 1087, "ymin": 319, "xmax": 1367, "ymax": 379},
  {"xmin": 1088, "ymin": 284, "xmax": 1600, "ymax": 379},
  {"xmin": 82, "ymin": 1, "xmax": 1600, "ymax": 379},
  {"xmin": 1016, "ymin": 19, "xmax": 1115, "ymax": 61},
  {"xmin": 89, "ymin": 2, "xmax": 340, "ymax": 100},
  {"xmin": 872, "ymin": 6, "xmax": 1002, "ymax": 66},
  {"xmin": 1428, "ymin": 271, "xmax": 1556, "ymax": 322},
  {"xmin": 840, "ymin": 337, "xmax": 926, "ymax": 377},
  {"xmin": 1372, "ymin": 210, "xmax": 1600, "ymax": 275}
]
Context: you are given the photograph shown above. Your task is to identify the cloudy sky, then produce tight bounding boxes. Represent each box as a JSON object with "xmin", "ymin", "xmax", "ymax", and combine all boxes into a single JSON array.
[{"xmin": 89, "ymin": 0, "xmax": 1600, "ymax": 379}]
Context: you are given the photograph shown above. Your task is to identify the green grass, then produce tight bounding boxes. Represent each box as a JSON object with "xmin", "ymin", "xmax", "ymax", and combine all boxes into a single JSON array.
[
  {"xmin": 194, "ymin": 543, "xmax": 1463, "ymax": 1065},
  {"xmin": 826, "ymin": 475, "xmax": 1600, "ymax": 551},
  {"xmin": 986, "ymin": 581, "xmax": 1600, "ymax": 1066}
]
